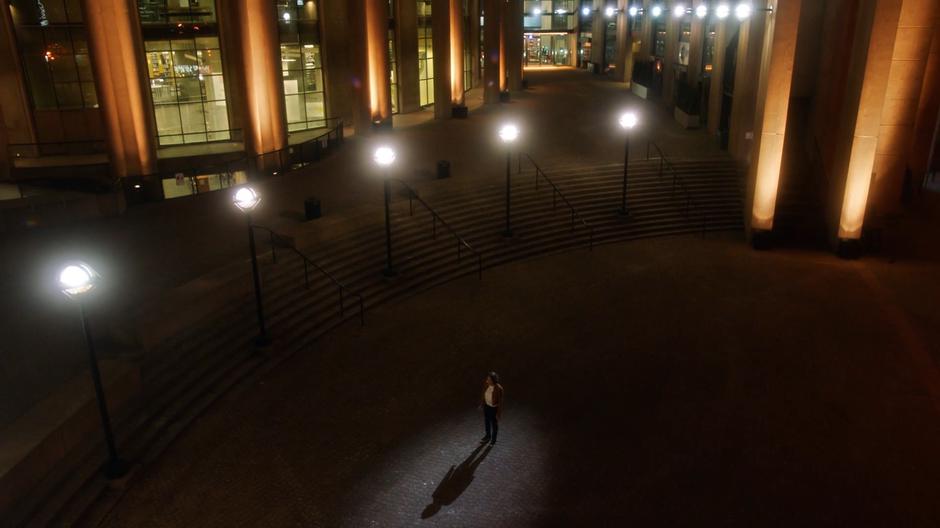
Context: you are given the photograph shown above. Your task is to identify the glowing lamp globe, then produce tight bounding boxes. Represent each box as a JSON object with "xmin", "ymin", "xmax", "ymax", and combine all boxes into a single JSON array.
[
  {"xmin": 373, "ymin": 146, "xmax": 397, "ymax": 167},
  {"xmin": 715, "ymin": 3, "xmax": 730, "ymax": 18},
  {"xmin": 582, "ymin": 6, "xmax": 591, "ymax": 16},
  {"xmin": 673, "ymin": 4, "xmax": 686, "ymax": 17},
  {"xmin": 650, "ymin": 5, "xmax": 663, "ymax": 17},
  {"xmin": 695, "ymin": 4, "xmax": 708, "ymax": 18},
  {"xmin": 59, "ymin": 262, "xmax": 98, "ymax": 298},
  {"xmin": 233, "ymin": 186, "xmax": 261, "ymax": 212},
  {"xmin": 619, "ymin": 112, "xmax": 639, "ymax": 130},
  {"xmin": 735, "ymin": 2, "xmax": 752, "ymax": 19},
  {"xmin": 498, "ymin": 124, "xmax": 519, "ymax": 143},
  {"xmin": 604, "ymin": 6, "xmax": 615, "ymax": 17},
  {"xmin": 628, "ymin": 6, "xmax": 639, "ymax": 16}
]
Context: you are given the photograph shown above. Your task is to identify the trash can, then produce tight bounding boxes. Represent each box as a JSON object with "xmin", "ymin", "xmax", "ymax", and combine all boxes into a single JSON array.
[
  {"xmin": 304, "ymin": 197, "xmax": 321, "ymax": 220},
  {"xmin": 436, "ymin": 160, "xmax": 451, "ymax": 179}
]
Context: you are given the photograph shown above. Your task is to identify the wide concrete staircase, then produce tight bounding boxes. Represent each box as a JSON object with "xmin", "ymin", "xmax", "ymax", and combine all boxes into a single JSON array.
[{"xmin": 28, "ymin": 156, "xmax": 743, "ymax": 526}]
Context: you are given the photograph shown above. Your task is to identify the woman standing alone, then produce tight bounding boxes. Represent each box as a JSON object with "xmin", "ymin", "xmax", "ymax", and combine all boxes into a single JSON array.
[{"xmin": 480, "ymin": 372, "xmax": 503, "ymax": 446}]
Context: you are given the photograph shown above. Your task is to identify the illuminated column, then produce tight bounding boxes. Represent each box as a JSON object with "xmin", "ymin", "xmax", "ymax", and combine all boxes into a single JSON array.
[
  {"xmin": 728, "ymin": 13, "xmax": 766, "ymax": 162},
  {"xmin": 614, "ymin": 0, "xmax": 631, "ymax": 82},
  {"xmin": 432, "ymin": 0, "xmax": 452, "ymax": 118},
  {"xmin": 470, "ymin": 0, "xmax": 481, "ymax": 84},
  {"xmin": 909, "ymin": 15, "xmax": 940, "ymax": 189},
  {"xmin": 506, "ymin": 0, "xmax": 523, "ymax": 91},
  {"xmin": 350, "ymin": 0, "xmax": 392, "ymax": 132},
  {"xmin": 397, "ymin": 0, "xmax": 421, "ymax": 114},
  {"xmin": 637, "ymin": 0, "xmax": 653, "ymax": 59},
  {"xmin": 229, "ymin": 0, "xmax": 288, "ymax": 161},
  {"xmin": 746, "ymin": 0, "xmax": 803, "ymax": 236},
  {"xmin": 498, "ymin": 0, "xmax": 507, "ymax": 92},
  {"xmin": 484, "ymin": 0, "xmax": 501, "ymax": 103},
  {"xmin": 707, "ymin": 19, "xmax": 729, "ymax": 136},
  {"xmin": 590, "ymin": 0, "xmax": 605, "ymax": 68},
  {"xmin": 686, "ymin": 4, "xmax": 705, "ymax": 87},
  {"xmin": 870, "ymin": 0, "xmax": 940, "ymax": 212},
  {"xmin": 81, "ymin": 0, "xmax": 156, "ymax": 178},
  {"xmin": 0, "ymin": 104, "xmax": 8, "ymax": 181},
  {"xmin": 661, "ymin": 9, "xmax": 680, "ymax": 104},
  {"xmin": 449, "ymin": 0, "xmax": 466, "ymax": 105}
]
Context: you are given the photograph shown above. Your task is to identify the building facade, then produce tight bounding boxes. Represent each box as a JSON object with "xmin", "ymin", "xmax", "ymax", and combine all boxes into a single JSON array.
[{"xmin": 1, "ymin": 0, "xmax": 939, "ymax": 252}]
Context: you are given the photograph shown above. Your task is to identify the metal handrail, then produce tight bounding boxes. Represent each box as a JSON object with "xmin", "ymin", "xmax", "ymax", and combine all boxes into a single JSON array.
[
  {"xmin": 250, "ymin": 224, "xmax": 365, "ymax": 326},
  {"xmin": 645, "ymin": 141, "xmax": 709, "ymax": 238},
  {"xmin": 392, "ymin": 178, "xmax": 483, "ymax": 279},
  {"xmin": 518, "ymin": 153, "xmax": 595, "ymax": 250}
]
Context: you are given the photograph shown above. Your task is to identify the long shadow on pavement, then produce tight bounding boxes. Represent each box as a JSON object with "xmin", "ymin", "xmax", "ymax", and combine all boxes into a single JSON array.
[{"xmin": 421, "ymin": 442, "xmax": 493, "ymax": 519}]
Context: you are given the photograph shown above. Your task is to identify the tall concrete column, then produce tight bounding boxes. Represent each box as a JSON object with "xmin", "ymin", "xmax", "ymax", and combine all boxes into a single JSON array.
[
  {"xmin": 746, "ymin": 0, "xmax": 803, "ymax": 234},
  {"xmin": 349, "ymin": 0, "xmax": 392, "ymax": 132},
  {"xmin": 687, "ymin": 7, "xmax": 706, "ymax": 87},
  {"xmin": 637, "ymin": 0, "xmax": 653, "ymax": 59},
  {"xmin": 506, "ymin": 0, "xmax": 523, "ymax": 91},
  {"xmin": 728, "ymin": 15, "xmax": 766, "ymax": 162},
  {"xmin": 870, "ymin": 0, "xmax": 940, "ymax": 213},
  {"xmin": 833, "ymin": 0, "xmax": 902, "ymax": 241},
  {"xmin": 483, "ymin": 0, "xmax": 501, "ymax": 103},
  {"xmin": 614, "ymin": 0, "xmax": 631, "ymax": 82},
  {"xmin": 449, "ymin": 0, "xmax": 466, "ymax": 104},
  {"xmin": 590, "ymin": 0, "xmax": 606, "ymax": 68},
  {"xmin": 397, "ymin": 0, "xmax": 421, "ymax": 114},
  {"xmin": 322, "ymin": 0, "xmax": 354, "ymax": 124},
  {"xmin": 432, "ymin": 0, "xmax": 452, "ymax": 118},
  {"xmin": 470, "ymin": 0, "xmax": 482, "ymax": 84},
  {"xmin": 707, "ymin": 19, "xmax": 729, "ymax": 136},
  {"xmin": 227, "ymin": 0, "xmax": 288, "ymax": 160},
  {"xmin": 0, "ymin": 0, "xmax": 34, "ymax": 171},
  {"xmin": 661, "ymin": 12, "xmax": 680, "ymax": 104},
  {"xmin": 81, "ymin": 0, "xmax": 156, "ymax": 178},
  {"xmin": 498, "ymin": 0, "xmax": 507, "ymax": 91},
  {"xmin": 909, "ymin": 14, "xmax": 940, "ymax": 187}
]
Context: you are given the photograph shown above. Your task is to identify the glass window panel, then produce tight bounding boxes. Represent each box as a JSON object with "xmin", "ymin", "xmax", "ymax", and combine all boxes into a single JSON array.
[
  {"xmin": 282, "ymin": 69, "xmax": 304, "ymax": 95},
  {"xmin": 147, "ymin": 51, "xmax": 174, "ymax": 78},
  {"xmin": 207, "ymin": 131, "xmax": 230, "ymax": 142},
  {"xmin": 179, "ymin": 102, "xmax": 206, "ymax": 133},
  {"xmin": 281, "ymin": 44, "xmax": 302, "ymax": 69},
  {"xmin": 150, "ymin": 77, "xmax": 177, "ymax": 103},
  {"xmin": 184, "ymin": 132, "xmax": 208, "ymax": 144},
  {"xmin": 285, "ymin": 94, "xmax": 306, "ymax": 123},
  {"xmin": 54, "ymin": 82, "xmax": 83, "ymax": 108},
  {"xmin": 194, "ymin": 36, "xmax": 220, "ymax": 49},
  {"xmin": 203, "ymin": 74, "xmax": 226, "ymax": 100},
  {"xmin": 23, "ymin": 56, "xmax": 57, "ymax": 109},
  {"xmin": 45, "ymin": 0, "xmax": 69, "ymax": 24},
  {"xmin": 46, "ymin": 28, "xmax": 72, "ymax": 53},
  {"xmin": 75, "ymin": 54, "xmax": 94, "ymax": 81},
  {"xmin": 301, "ymin": 45, "xmax": 320, "ymax": 68},
  {"xmin": 81, "ymin": 82, "xmax": 98, "ymax": 107},
  {"xmin": 146, "ymin": 40, "xmax": 172, "ymax": 52},
  {"xmin": 65, "ymin": 0, "xmax": 84, "ymax": 22},
  {"xmin": 160, "ymin": 135, "xmax": 184, "ymax": 146},
  {"xmin": 171, "ymin": 39, "xmax": 196, "ymax": 51},
  {"xmin": 304, "ymin": 92, "xmax": 325, "ymax": 121},
  {"xmin": 197, "ymin": 49, "xmax": 222, "ymax": 75},
  {"xmin": 50, "ymin": 56, "xmax": 79, "ymax": 82},
  {"xmin": 204, "ymin": 100, "xmax": 230, "ymax": 131},
  {"xmin": 303, "ymin": 69, "xmax": 322, "ymax": 93},
  {"xmin": 172, "ymin": 50, "xmax": 199, "ymax": 76},
  {"xmin": 154, "ymin": 104, "xmax": 183, "ymax": 136},
  {"xmin": 299, "ymin": 1, "xmax": 318, "ymax": 20},
  {"xmin": 175, "ymin": 77, "xmax": 201, "ymax": 101},
  {"xmin": 71, "ymin": 30, "xmax": 89, "ymax": 54}
]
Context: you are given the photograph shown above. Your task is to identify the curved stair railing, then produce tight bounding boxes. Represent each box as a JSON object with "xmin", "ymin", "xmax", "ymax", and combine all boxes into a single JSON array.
[
  {"xmin": 251, "ymin": 225, "xmax": 365, "ymax": 326},
  {"xmin": 393, "ymin": 178, "xmax": 483, "ymax": 279},
  {"xmin": 645, "ymin": 141, "xmax": 711, "ymax": 238},
  {"xmin": 518, "ymin": 153, "xmax": 595, "ymax": 249}
]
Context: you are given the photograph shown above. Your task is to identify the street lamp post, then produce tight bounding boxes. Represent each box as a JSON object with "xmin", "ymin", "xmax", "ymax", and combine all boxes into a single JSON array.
[
  {"xmin": 618, "ymin": 111, "xmax": 639, "ymax": 216},
  {"xmin": 59, "ymin": 262, "xmax": 128, "ymax": 479},
  {"xmin": 498, "ymin": 124, "xmax": 519, "ymax": 237},
  {"xmin": 374, "ymin": 146, "xmax": 397, "ymax": 277},
  {"xmin": 233, "ymin": 186, "xmax": 270, "ymax": 347}
]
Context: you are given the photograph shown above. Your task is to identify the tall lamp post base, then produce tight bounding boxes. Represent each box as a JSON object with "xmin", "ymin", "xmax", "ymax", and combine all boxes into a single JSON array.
[{"xmin": 616, "ymin": 207, "xmax": 631, "ymax": 218}]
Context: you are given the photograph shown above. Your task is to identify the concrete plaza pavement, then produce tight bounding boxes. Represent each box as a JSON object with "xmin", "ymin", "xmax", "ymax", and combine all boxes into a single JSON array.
[{"xmin": 96, "ymin": 233, "xmax": 940, "ymax": 527}]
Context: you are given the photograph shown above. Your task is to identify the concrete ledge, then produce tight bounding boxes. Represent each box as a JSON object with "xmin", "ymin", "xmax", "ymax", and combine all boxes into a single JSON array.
[
  {"xmin": 631, "ymin": 83, "xmax": 649, "ymax": 99},
  {"xmin": 0, "ymin": 359, "xmax": 140, "ymax": 524}
]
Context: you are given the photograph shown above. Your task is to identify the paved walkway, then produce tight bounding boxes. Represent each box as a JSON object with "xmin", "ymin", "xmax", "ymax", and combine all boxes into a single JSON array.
[{"xmin": 97, "ymin": 233, "xmax": 940, "ymax": 527}]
